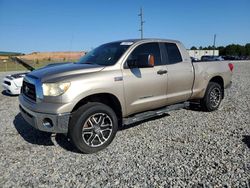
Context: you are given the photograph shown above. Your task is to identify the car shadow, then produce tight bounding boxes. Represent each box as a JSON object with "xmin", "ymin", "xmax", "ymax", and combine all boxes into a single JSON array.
[
  {"xmin": 13, "ymin": 113, "xmax": 80, "ymax": 153},
  {"xmin": 55, "ymin": 134, "xmax": 80, "ymax": 153},
  {"xmin": 13, "ymin": 112, "xmax": 177, "ymax": 152},
  {"xmin": 1, "ymin": 90, "xmax": 18, "ymax": 97},
  {"xmin": 13, "ymin": 113, "xmax": 54, "ymax": 146},
  {"xmin": 185, "ymin": 102, "xmax": 203, "ymax": 112},
  {"xmin": 119, "ymin": 114, "xmax": 170, "ymax": 131},
  {"xmin": 242, "ymin": 135, "xmax": 250, "ymax": 149}
]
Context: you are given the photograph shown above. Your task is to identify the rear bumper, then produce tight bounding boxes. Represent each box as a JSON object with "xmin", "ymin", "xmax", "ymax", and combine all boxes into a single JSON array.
[{"xmin": 19, "ymin": 104, "xmax": 70, "ymax": 133}]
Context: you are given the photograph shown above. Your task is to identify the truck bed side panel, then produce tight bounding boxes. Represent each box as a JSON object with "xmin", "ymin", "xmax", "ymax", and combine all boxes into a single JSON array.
[{"xmin": 191, "ymin": 61, "xmax": 232, "ymax": 99}]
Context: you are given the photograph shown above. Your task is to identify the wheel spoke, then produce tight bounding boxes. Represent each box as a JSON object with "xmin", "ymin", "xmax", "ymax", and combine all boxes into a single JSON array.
[
  {"xmin": 100, "ymin": 123, "xmax": 111, "ymax": 128},
  {"xmin": 97, "ymin": 132, "xmax": 106, "ymax": 143},
  {"xmin": 101, "ymin": 127, "xmax": 112, "ymax": 132},
  {"xmin": 87, "ymin": 118, "xmax": 94, "ymax": 127},
  {"xmin": 87, "ymin": 134, "xmax": 96, "ymax": 146},
  {"xmin": 82, "ymin": 127, "xmax": 93, "ymax": 134},
  {"xmin": 91, "ymin": 116, "xmax": 98, "ymax": 124},
  {"xmin": 97, "ymin": 114, "xmax": 105, "ymax": 125}
]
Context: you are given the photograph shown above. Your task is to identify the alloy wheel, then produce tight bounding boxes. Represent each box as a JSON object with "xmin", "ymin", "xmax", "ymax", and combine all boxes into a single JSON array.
[{"xmin": 82, "ymin": 113, "xmax": 113, "ymax": 147}]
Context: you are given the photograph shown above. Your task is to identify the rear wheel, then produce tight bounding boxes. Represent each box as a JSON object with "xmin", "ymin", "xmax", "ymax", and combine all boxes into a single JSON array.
[
  {"xmin": 69, "ymin": 102, "xmax": 118, "ymax": 153},
  {"xmin": 201, "ymin": 82, "xmax": 223, "ymax": 111}
]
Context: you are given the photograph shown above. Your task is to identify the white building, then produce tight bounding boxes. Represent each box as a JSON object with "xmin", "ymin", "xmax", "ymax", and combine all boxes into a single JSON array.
[{"xmin": 188, "ymin": 50, "xmax": 219, "ymax": 60}]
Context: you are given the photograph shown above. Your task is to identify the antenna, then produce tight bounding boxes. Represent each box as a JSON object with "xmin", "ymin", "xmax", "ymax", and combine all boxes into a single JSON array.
[{"xmin": 138, "ymin": 7, "xmax": 145, "ymax": 39}]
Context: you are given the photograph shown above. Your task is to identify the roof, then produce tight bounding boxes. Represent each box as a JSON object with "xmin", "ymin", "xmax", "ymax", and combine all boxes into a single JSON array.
[{"xmin": 109, "ymin": 38, "xmax": 181, "ymax": 44}]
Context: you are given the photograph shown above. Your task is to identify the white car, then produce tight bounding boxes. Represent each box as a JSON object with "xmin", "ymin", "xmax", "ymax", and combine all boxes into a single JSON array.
[{"xmin": 2, "ymin": 72, "xmax": 28, "ymax": 95}]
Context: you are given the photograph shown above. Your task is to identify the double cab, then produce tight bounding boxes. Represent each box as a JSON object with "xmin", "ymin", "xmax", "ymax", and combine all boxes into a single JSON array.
[{"xmin": 19, "ymin": 39, "xmax": 233, "ymax": 153}]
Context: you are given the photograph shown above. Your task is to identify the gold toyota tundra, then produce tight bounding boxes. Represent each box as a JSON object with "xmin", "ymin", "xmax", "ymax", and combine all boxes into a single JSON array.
[{"xmin": 19, "ymin": 39, "xmax": 233, "ymax": 153}]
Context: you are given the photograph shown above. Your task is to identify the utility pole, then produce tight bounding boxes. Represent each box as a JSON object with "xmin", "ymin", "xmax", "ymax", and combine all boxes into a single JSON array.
[
  {"xmin": 213, "ymin": 34, "xmax": 216, "ymax": 56},
  {"xmin": 138, "ymin": 7, "xmax": 145, "ymax": 39}
]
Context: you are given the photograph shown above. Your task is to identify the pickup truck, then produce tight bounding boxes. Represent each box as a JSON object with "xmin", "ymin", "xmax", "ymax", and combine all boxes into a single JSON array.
[{"xmin": 19, "ymin": 39, "xmax": 233, "ymax": 153}]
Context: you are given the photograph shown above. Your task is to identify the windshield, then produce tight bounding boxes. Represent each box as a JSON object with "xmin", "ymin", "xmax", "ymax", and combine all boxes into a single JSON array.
[{"xmin": 77, "ymin": 42, "xmax": 132, "ymax": 66}]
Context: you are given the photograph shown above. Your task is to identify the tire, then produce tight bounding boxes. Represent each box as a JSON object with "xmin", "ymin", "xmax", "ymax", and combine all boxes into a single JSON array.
[
  {"xmin": 200, "ymin": 82, "xmax": 223, "ymax": 112},
  {"xmin": 68, "ymin": 102, "xmax": 118, "ymax": 154}
]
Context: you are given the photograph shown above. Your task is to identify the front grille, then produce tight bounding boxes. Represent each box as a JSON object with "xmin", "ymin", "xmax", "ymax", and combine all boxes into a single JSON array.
[
  {"xmin": 4, "ymin": 81, "xmax": 11, "ymax": 86},
  {"xmin": 22, "ymin": 81, "xmax": 36, "ymax": 101}
]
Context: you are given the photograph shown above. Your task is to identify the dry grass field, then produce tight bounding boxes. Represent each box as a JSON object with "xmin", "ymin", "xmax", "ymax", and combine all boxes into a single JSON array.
[
  {"xmin": 18, "ymin": 51, "xmax": 85, "ymax": 61},
  {"xmin": 0, "ymin": 51, "xmax": 85, "ymax": 72}
]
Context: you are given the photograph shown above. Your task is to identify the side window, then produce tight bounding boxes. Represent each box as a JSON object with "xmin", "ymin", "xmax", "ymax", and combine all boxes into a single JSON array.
[
  {"xmin": 164, "ymin": 43, "xmax": 182, "ymax": 64},
  {"xmin": 129, "ymin": 43, "xmax": 163, "ymax": 66}
]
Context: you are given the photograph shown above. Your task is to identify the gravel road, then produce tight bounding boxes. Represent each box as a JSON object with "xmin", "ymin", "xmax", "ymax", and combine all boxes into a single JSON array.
[{"xmin": 0, "ymin": 62, "xmax": 249, "ymax": 187}]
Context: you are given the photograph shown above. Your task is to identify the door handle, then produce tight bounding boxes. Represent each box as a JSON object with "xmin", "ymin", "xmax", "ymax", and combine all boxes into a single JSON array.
[{"xmin": 157, "ymin": 70, "xmax": 168, "ymax": 75}]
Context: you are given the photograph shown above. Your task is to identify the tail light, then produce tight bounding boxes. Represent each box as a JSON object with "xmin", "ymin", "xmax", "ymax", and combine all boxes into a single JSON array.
[{"xmin": 228, "ymin": 63, "xmax": 234, "ymax": 72}]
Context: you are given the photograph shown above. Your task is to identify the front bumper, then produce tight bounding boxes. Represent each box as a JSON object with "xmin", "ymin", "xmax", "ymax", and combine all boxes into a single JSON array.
[{"xmin": 19, "ymin": 104, "xmax": 71, "ymax": 133}]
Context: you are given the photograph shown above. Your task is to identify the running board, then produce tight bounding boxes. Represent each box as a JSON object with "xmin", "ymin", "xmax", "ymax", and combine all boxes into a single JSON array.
[{"xmin": 123, "ymin": 102, "xmax": 189, "ymax": 125}]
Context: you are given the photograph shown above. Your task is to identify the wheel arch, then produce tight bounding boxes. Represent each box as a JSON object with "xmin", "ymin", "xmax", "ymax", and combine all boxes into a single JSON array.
[
  {"xmin": 208, "ymin": 76, "xmax": 224, "ymax": 99},
  {"xmin": 71, "ymin": 93, "xmax": 123, "ymax": 125}
]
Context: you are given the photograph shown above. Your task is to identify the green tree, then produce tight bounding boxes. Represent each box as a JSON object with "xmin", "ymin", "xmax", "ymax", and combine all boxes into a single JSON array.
[
  {"xmin": 190, "ymin": 43, "xmax": 250, "ymax": 57},
  {"xmin": 207, "ymin": 46, "xmax": 213, "ymax": 50},
  {"xmin": 224, "ymin": 44, "xmax": 237, "ymax": 56},
  {"xmin": 238, "ymin": 45, "xmax": 246, "ymax": 56},
  {"xmin": 190, "ymin": 46, "xmax": 197, "ymax": 50},
  {"xmin": 217, "ymin": 46, "xmax": 225, "ymax": 55},
  {"xmin": 245, "ymin": 43, "xmax": 250, "ymax": 56}
]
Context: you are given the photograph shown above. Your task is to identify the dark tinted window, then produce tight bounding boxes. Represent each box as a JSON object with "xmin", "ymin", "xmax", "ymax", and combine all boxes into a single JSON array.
[
  {"xmin": 78, "ymin": 42, "xmax": 130, "ymax": 66},
  {"xmin": 164, "ymin": 43, "xmax": 182, "ymax": 64},
  {"xmin": 129, "ymin": 43, "xmax": 163, "ymax": 66}
]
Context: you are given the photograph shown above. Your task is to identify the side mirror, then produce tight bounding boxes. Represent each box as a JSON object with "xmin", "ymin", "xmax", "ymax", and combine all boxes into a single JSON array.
[{"xmin": 127, "ymin": 54, "xmax": 155, "ymax": 68}]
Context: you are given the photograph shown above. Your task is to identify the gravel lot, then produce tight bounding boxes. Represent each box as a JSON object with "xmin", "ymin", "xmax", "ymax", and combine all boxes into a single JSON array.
[{"xmin": 0, "ymin": 62, "xmax": 249, "ymax": 187}]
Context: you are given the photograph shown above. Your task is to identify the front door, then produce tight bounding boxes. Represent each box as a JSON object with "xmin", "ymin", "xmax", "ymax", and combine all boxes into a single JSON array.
[{"xmin": 122, "ymin": 42, "xmax": 168, "ymax": 116}]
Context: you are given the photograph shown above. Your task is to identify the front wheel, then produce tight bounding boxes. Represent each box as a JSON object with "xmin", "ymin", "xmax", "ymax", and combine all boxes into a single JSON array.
[
  {"xmin": 200, "ymin": 82, "xmax": 223, "ymax": 112},
  {"xmin": 69, "ymin": 102, "xmax": 118, "ymax": 153}
]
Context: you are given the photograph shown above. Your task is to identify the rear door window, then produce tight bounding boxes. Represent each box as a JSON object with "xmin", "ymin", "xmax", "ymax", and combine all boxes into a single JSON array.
[{"xmin": 164, "ymin": 43, "xmax": 182, "ymax": 64}]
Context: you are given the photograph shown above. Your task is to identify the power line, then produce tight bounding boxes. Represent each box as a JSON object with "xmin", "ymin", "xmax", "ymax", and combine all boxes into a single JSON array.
[{"xmin": 138, "ymin": 7, "xmax": 145, "ymax": 39}]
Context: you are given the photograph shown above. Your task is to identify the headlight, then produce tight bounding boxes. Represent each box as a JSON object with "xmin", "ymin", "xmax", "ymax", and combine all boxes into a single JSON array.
[{"xmin": 42, "ymin": 82, "xmax": 71, "ymax": 96}]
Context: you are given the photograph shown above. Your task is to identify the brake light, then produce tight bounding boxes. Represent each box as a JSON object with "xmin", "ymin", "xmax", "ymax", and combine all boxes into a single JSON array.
[{"xmin": 228, "ymin": 63, "xmax": 234, "ymax": 72}]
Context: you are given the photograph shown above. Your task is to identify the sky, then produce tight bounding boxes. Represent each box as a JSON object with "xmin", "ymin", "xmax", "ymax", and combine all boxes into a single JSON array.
[{"xmin": 0, "ymin": 0, "xmax": 250, "ymax": 53}]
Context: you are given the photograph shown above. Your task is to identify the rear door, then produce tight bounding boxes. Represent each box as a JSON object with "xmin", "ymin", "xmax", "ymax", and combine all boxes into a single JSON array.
[
  {"xmin": 122, "ymin": 42, "xmax": 168, "ymax": 115},
  {"xmin": 161, "ymin": 42, "xmax": 194, "ymax": 104}
]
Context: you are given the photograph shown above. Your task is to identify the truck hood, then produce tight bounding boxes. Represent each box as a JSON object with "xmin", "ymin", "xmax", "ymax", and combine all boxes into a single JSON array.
[{"xmin": 27, "ymin": 63, "xmax": 105, "ymax": 82}]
